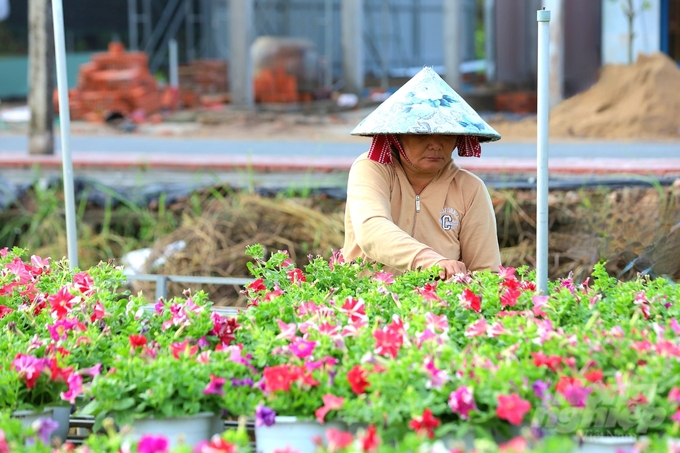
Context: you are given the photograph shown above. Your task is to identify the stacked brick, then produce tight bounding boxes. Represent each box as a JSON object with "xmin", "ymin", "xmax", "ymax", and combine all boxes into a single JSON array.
[
  {"xmin": 254, "ymin": 67, "xmax": 300, "ymax": 103},
  {"xmin": 178, "ymin": 60, "xmax": 229, "ymax": 108},
  {"xmin": 54, "ymin": 42, "xmax": 167, "ymax": 122}
]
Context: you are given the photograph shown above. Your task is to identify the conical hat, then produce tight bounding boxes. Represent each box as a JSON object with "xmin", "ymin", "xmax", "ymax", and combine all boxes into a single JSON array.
[{"xmin": 351, "ymin": 67, "xmax": 501, "ymax": 142}]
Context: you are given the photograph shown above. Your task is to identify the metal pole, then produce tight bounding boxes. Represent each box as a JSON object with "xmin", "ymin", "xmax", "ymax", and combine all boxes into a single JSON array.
[
  {"xmin": 52, "ymin": 0, "xmax": 79, "ymax": 270},
  {"xmin": 536, "ymin": 8, "xmax": 550, "ymax": 294},
  {"xmin": 229, "ymin": 0, "xmax": 254, "ymax": 108},
  {"xmin": 169, "ymin": 38, "xmax": 179, "ymax": 88},
  {"xmin": 380, "ymin": 0, "xmax": 389, "ymax": 90},
  {"xmin": 341, "ymin": 0, "xmax": 364, "ymax": 95}
]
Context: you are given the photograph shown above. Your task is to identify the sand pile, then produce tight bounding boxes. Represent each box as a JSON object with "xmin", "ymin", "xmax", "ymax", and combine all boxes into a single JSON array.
[{"xmin": 550, "ymin": 52, "xmax": 680, "ymax": 139}]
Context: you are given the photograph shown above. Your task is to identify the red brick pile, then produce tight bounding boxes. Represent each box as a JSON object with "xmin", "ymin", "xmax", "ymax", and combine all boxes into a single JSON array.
[
  {"xmin": 254, "ymin": 67, "xmax": 301, "ymax": 103},
  {"xmin": 179, "ymin": 59, "xmax": 229, "ymax": 108},
  {"xmin": 54, "ymin": 42, "xmax": 173, "ymax": 122}
]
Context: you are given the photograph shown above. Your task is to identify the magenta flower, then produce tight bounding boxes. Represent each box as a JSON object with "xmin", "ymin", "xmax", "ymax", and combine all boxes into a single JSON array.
[
  {"xmin": 255, "ymin": 404, "xmax": 277, "ymax": 427},
  {"xmin": 11, "ymin": 354, "xmax": 46, "ymax": 388},
  {"xmin": 562, "ymin": 383, "xmax": 592, "ymax": 408},
  {"xmin": 79, "ymin": 363, "xmax": 101, "ymax": 378},
  {"xmin": 204, "ymin": 374, "xmax": 226, "ymax": 396},
  {"xmin": 671, "ymin": 318, "xmax": 680, "ymax": 335},
  {"xmin": 424, "ymin": 359, "xmax": 449, "ymax": 389},
  {"xmin": 137, "ymin": 434, "xmax": 169, "ymax": 453},
  {"xmin": 60, "ymin": 373, "xmax": 83, "ymax": 404},
  {"xmin": 669, "ymin": 387, "xmax": 680, "ymax": 403},
  {"xmin": 231, "ymin": 377, "xmax": 254, "ymax": 387},
  {"xmin": 448, "ymin": 386, "xmax": 476, "ymax": 420},
  {"xmin": 671, "ymin": 408, "xmax": 680, "ymax": 422},
  {"xmin": 290, "ymin": 337, "xmax": 317, "ymax": 359}
]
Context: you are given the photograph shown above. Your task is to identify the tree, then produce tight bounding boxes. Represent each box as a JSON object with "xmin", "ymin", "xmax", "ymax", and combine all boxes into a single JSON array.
[
  {"xmin": 28, "ymin": 0, "xmax": 55, "ymax": 155},
  {"xmin": 610, "ymin": 0, "xmax": 652, "ymax": 65}
]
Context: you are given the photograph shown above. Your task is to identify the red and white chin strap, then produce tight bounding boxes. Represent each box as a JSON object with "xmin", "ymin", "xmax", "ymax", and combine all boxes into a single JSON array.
[{"xmin": 367, "ymin": 134, "xmax": 482, "ymax": 165}]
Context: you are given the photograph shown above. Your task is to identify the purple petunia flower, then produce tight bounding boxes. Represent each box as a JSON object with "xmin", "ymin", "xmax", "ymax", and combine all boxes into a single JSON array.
[
  {"xmin": 34, "ymin": 418, "xmax": 59, "ymax": 443},
  {"xmin": 532, "ymin": 379, "xmax": 551, "ymax": 400},
  {"xmin": 231, "ymin": 377, "xmax": 254, "ymax": 387},
  {"xmin": 255, "ymin": 404, "xmax": 276, "ymax": 428}
]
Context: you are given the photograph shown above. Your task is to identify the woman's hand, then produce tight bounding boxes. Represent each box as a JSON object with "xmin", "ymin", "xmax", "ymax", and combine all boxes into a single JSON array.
[{"xmin": 437, "ymin": 259, "xmax": 467, "ymax": 280}]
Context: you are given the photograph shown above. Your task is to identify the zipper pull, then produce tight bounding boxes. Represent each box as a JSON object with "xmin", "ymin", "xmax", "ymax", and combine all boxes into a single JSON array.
[{"xmin": 415, "ymin": 195, "xmax": 420, "ymax": 213}]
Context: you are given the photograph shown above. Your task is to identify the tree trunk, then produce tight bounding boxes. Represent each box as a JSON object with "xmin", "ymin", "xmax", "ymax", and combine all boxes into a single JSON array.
[
  {"xmin": 626, "ymin": 0, "xmax": 635, "ymax": 65},
  {"xmin": 28, "ymin": 0, "xmax": 55, "ymax": 155}
]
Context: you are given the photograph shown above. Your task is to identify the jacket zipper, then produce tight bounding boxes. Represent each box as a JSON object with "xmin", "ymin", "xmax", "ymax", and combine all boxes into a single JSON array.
[{"xmin": 415, "ymin": 195, "xmax": 421, "ymax": 213}]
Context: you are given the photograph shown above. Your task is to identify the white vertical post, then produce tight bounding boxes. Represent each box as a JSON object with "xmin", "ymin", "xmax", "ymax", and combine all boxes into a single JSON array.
[
  {"xmin": 341, "ymin": 0, "xmax": 364, "ymax": 95},
  {"xmin": 51, "ymin": 0, "xmax": 79, "ymax": 270},
  {"xmin": 442, "ymin": 0, "xmax": 462, "ymax": 92},
  {"xmin": 324, "ymin": 0, "xmax": 333, "ymax": 88},
  {"xmin": 542, "ymin": 0, "xmax": 563, "ymax": 107},
  {"xmin": 483, "ymin": 0, "xmax": 495, "ymax": 81},
  {"xmin": 536, "ymin": 8, "xmax": 550, "ymax": 295},
  {"xmin": 230, "ymin": 0, "xmax": 254, "ymax": 108},
  {"xmin": 169, "ymin": 38, "xmax": 179, "ymax": 88}
]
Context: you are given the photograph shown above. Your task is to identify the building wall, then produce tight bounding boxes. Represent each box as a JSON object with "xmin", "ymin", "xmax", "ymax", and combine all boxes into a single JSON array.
[
  {"xmin": 494, "ymin": 0, "xmax": 541, "ymax": 86},
  {"xmin": 602, "ymin": 0, "xmax": 661, "ymax": 64},
  {"xmin": 564, "ymin": 0, "xmax": 601, "ymax": 97}
]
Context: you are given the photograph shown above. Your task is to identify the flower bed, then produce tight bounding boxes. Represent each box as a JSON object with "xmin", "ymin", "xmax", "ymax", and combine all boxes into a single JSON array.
[{"xmin": 1, "ymin": 245, "xmax": 680, "ymax": 452}]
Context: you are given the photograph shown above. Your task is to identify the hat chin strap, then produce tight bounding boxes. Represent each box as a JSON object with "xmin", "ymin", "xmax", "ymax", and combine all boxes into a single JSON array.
[{"xmin": 367, "ymin": 134, "xmax": 482, "ymax": 164}]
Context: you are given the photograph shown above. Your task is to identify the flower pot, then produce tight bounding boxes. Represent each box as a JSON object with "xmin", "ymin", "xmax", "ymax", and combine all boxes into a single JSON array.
[
  {"xmin": 51, "ymin": 406, "xmax": 72, "ymax": 443},
  {"xmin": 572, "ymin": 436, "xmax": 637, "ymax": 453},
  {"xmin": 128, "ymin": 412, "xmax": 218, "ymax": 448},
  {"xmin": 255, "ymin": 416, "xmax": 346, "ymax": 453},
  {"xmin": 11, "ymin": 407, "xmax": 55, "ymax": 429}
]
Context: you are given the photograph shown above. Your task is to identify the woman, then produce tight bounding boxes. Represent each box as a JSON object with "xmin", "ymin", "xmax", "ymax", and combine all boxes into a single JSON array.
[{"xmin": 343, "ymin": 67, "xmax": 502, "ymax": 280}]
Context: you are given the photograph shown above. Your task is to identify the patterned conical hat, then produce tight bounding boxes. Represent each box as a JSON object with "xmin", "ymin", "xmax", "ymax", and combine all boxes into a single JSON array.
[{"xmin": 351, "ymin": 67, "xmax": 501, "ymax": 142}]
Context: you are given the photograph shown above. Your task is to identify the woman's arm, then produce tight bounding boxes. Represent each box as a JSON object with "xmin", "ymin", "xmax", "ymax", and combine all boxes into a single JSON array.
[
  {"xmin": 347, "ymin": 157, "xmax": 447, "ymax": 271},
  {"xmin": 458, "ymin": 175, "xmax": 502, "ymax": 272}
]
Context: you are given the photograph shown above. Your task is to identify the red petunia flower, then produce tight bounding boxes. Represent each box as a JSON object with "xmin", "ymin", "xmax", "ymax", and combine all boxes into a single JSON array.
[
  {"xmin": 496, "ymin": 394, "xmax": 531, "ymax": 426},
  {"xmin": 408, "ymin": 408, "xmax": 440, "ymax": 439},
  {"xmin": 347, "ymin": 365, "xmax": 370, "ymax": 394}
]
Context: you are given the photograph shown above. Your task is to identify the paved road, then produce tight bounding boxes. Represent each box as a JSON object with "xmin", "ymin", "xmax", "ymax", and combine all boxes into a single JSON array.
[{"xmin": 1, "ymin": 134, "xmax": 680, "ymax": 159}]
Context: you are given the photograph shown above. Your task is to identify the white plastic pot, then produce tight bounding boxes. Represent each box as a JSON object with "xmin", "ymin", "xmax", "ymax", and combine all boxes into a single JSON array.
[
  {"xmin": 128, "ymin": 412, "xmax": 218, "ymax": 448},
  {"xmin": 255, "ymin": 416, "xmax": 347, "ymax": 453},
  {"xmin": 11, "ymin": 407, "xmax": 55, "ymax": 428},
  {"xmin": 573, "ymin": 436, "xmax": 637, "ymax": 453},
  {"xmin": 51, "ymin": 406, "xmax": 72, "ymax": 443}
]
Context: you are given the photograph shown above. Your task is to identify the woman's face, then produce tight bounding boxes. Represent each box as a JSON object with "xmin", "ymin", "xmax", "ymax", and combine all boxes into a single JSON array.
[{"xmin": 399, "ymin": 134, "xmax": 458, "ymax": 174}]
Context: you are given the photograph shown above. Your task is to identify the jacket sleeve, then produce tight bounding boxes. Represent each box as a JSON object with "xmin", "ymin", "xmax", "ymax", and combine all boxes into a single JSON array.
[
  {"xmin": 347, "ymin": 158, "xmax": 447, "ymax": 271},
  {"xmin": 459, "ymin": 178, "xmax": 502, "ymax": 272}
]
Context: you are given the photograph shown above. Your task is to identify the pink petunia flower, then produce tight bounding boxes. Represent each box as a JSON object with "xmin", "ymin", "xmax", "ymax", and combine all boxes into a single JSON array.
[
  {"xmin": 315, "ymin": 394, "xmax": 344, "ymax": 424},
  {"xmin": 425, "ymin": 312, "xmax": 449, "ymax": 333},
  {"xmin": 60, "ymin": 373, "xmax": 83, "ymax": 404},
  {"xmin": 276, "ymin": 320, "xmax": 297, "ymax": 341},
  {"xmin": 448, "ymin": 386, "xmax": 476, "ymax": 420},
  {"xmin": 289, "ymin": 337, "xmax": 317, "ymax": 359},
  {"xmin": 373, "ymin": 271, "xmax": 394, "ymax": 285},
  {"xmin": 532, "ymin": 295, "xmax": 549, "ymax": 317},
  {"xmin": 465, "ymin": 318, "xmax": 488, "ymax": 338}
]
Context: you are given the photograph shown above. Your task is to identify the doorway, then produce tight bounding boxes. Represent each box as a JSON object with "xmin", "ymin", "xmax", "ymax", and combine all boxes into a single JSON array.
[{"xmin": 664, "ymin": 0, "xmax": 680, "ymax": 62}]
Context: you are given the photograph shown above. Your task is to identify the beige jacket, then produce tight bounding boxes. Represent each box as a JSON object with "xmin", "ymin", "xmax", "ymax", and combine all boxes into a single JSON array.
[{"xmin": 343, "ymin": 152, "xmax": 501, "ymax": 273}]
